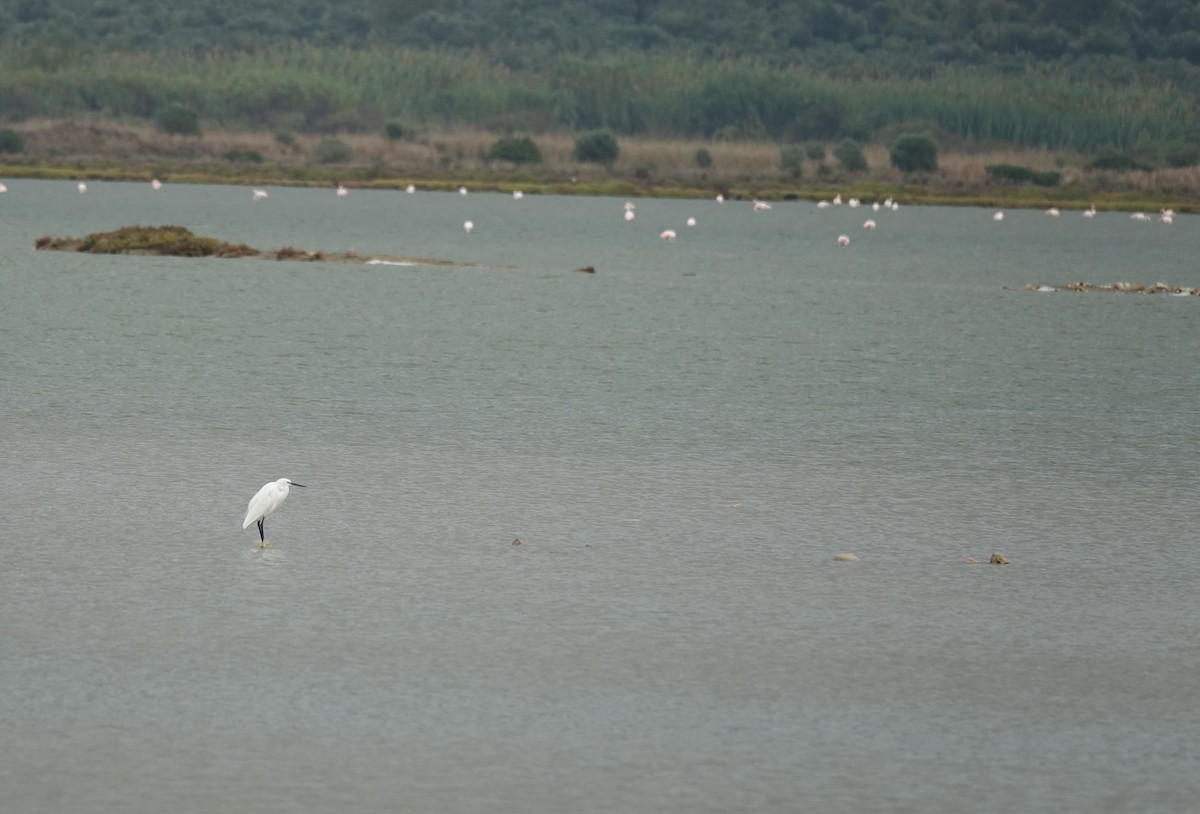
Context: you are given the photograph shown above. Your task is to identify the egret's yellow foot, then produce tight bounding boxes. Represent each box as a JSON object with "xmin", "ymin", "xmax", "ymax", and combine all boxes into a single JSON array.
[{"xmin": 260, "ymin": 540, "xmax": 272, "ymax": 549}]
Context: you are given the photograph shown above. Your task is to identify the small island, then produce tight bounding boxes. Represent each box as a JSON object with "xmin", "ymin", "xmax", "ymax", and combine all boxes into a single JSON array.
[
  {"xmin": 1014, "ymin": 281, "xmax": 1199, "ymax": 296},
  {"xmin": 34, "ymin": 225, "xmax": 480, "ymax": 268}
]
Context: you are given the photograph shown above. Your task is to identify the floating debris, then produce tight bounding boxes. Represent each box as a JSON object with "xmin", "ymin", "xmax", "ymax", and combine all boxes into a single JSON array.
[{"xmin": 832, "ymin": 552, "xmax": 860, "ymax": 562}]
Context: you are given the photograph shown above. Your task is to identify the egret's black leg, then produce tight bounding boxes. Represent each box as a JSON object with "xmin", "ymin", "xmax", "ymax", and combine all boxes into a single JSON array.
[{"xmin": 257, "ymin": 518, "xmax": 265, "ymax": 542}]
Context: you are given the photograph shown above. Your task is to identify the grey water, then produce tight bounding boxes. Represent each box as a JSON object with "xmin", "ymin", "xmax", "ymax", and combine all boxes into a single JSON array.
[{"xmin": 1, "ymin": 179, "xmax": 1198, "ymax": 813}]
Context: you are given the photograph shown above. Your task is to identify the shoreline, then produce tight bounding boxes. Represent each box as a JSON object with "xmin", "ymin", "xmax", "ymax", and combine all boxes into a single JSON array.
[
  {"xmin": 2, "ymin": 119, "xmax": 1197, "ymax": 213},
  {"xmin": 4, "ymin": 162, "xmax": 1190, "ymax": 214}
]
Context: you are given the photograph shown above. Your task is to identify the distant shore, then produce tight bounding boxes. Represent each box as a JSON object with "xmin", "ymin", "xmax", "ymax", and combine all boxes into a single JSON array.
[{"xmin": 3, "ymin": 119, "xmax": 1197, "ymax": 213}]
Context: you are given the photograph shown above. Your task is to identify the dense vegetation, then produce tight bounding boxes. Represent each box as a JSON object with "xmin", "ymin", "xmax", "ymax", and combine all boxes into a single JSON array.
[
  {"xmin": 8, "ymin": 0, "xmax": 1200, "ymax": 74},
  {"xmin": 1, "ymin": 0, "xmax": 1199, "ymax": 162}
]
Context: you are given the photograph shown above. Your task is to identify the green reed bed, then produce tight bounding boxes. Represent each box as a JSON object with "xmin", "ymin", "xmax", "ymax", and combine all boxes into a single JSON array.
[{"xmin": 0, "ymin": 44, "xmax": 1194, "ymax": 156}]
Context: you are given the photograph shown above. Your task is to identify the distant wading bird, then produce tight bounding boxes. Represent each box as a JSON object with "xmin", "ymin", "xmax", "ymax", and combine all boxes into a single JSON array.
[{"xmin": 243, "ymin": 478, "xmax": 306, "ymax": 547}]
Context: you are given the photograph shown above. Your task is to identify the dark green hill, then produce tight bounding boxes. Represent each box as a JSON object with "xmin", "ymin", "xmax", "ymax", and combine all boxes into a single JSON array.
[{"xmin": 7, "ymin": 0, "xmax": 1200, "ymax": 75}]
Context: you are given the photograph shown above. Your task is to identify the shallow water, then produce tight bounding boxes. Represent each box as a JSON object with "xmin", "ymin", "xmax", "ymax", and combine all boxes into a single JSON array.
[{"xmin": 1, "ymin": 180, "xmax": 1198, "ymax": 813}]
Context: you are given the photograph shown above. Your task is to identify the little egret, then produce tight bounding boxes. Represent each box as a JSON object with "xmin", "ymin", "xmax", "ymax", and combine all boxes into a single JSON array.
[{"xmin": 243, "ymin": 478, "xmax": 306, "ymax": 547}]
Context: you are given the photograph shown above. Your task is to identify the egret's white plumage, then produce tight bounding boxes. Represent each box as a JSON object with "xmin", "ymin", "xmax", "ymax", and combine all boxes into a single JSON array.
[{"xmin": 243, "ymin": 478, "xmax": 306, "ymax": 546}]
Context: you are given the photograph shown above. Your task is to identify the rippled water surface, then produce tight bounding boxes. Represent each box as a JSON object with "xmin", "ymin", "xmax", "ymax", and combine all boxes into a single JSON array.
[{"xmin": 2, "ymin": 180, "xmax": 1198, "ymax": 813}]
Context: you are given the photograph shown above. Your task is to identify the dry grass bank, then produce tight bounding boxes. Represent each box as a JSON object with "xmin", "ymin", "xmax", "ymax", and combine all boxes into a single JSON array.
[{"xmin": 3, "ymin": 118, "xmax": 1198, "ymax": 209}]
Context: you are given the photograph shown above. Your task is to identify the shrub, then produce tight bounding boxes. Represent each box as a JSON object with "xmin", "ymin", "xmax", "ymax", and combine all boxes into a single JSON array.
[
  {"xmin": 833, "ymin": 138, "xmax": 867, "ymax": 171},
  {"xmin": 780, "ymin": 145, "xmax": 805, "ymax": 178},
  {"xmin": 275, "ymin": 131, "xmax": 297, "ymax": 149},
  {"xmin": 890, "ymin": 133, "xmax": 939, "ymax": 172},
  {"xmin": 573, "ymin": 129, "xmax": 619, "ymax": 164},
  {"xmin": 312, "ymin": 137, "xmax": 353, "ymax": 164},
  {"xmin": 1160, "ymin": 141, "xmax": 1200, "ymax": 168},
  {"xmin": 986, "ymin": 163, "xmax": 1034, "ymax": 183},
  {"xmin": 0, "ymin": 128, "xmax": 24, "ymax": 153},
  {"xmin": 984, "ymin": 164, "xmax": 1061, "ymax": 186},
  {"xmin": 1087, "ymin": 151, "xmax": 1151, "ymax": 171},
  {"xmin": 487, "ymin": 135, "xmax": 543, "ymax": 164},
  {"xmin": 384, "ymin": 121, "xmax": 405, "ymax": 140},
  {"xmin": 222, "ymin": 149, "xmax": 264, "ymax": 163},
  {"xmin": 694, "ymin": 147, "xmax": 712, "ymax": 168},
  {"xmin": 805, "ymin": 143, "xmax": 826, "ymax": 162},
  {"xmin": 155, "ymin": 103, "xmax": 202, "ymax": 136}
]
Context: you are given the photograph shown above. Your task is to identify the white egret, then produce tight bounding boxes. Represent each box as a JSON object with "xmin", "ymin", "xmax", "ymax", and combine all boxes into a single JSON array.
[
  {"xmin": 686, "ymin": 217, "xmax": 696, "ymax": 227},
  {"xmin": 659, "ymin": 229, "xmax": 677, "ymax": 242},
  {"xmin": 78, "ymin": 182, "xmax": 88, "ymax": 194},
  {"xmin": 252, "ymin": 188, "xmax": 269, "ymax": 201},
  {"xmin": 151, "ymin": 178, "xmax": 163, "ymax": 191},
  {"xmin": 243, "ymin": 478, "xmax": 306, "ymax": 547},
  {"xmin": 837, "ymin": 234, "xmax": 850, "ymax": 247},
  {"xmin": 752, "ymin": 199, "xmax": 772, "ymax": 211},
  {"xmin": 464, "ymin": 220, "xmax": 474, "ymax": 234},
  {"xmin": 624, "ymin": 209, "xmax": 635, "ymax": 222},
  {"xmin": 336, "ymin": 184, "xmax": 348, "ymax": 197}
]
